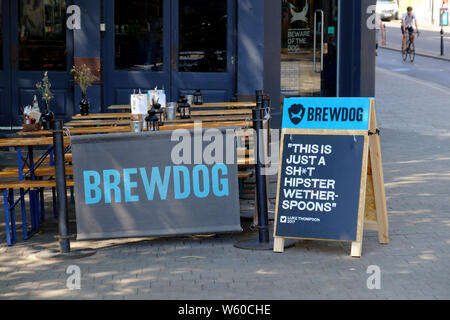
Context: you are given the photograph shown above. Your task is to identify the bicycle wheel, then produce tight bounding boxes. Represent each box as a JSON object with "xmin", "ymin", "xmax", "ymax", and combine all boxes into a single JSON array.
[
  {"xmin": 409, "ymin": 41, "xmax": 415, "ymax": 62},
  {"xmin": 402, "ymin": 40, "xmax": 410, "ymax": 61}
]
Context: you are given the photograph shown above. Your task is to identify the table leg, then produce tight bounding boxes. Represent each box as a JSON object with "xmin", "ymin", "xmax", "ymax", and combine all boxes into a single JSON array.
[
  {"xmin": 8, "ymin": 189, "xmax": 17, "ymax": 244},
  {"xmin": 50, "ymin": 149, "xmax": 55, "ymax": 166},
  {"xmin": 19, "ymin": 188, "xmax": 28, "ymax": 240},
  {"xmin": 3, "ymin": 190, "xmax": 12, "ymax": 246},
  {"xmin": 16, "ymin": 147, "xmax": 29, "ymax": 239},
  {"xmin": 28, "ymin": 146, "xmax": 40, "ymax": 230},
  {"xmin": 40, "ymin": 183, "xmax": 45, "ymax": 222}
]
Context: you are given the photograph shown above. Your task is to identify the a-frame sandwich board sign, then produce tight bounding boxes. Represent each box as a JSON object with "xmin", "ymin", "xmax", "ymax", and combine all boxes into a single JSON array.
[{"xmin": 273, "ymin": 98, "xmax": 389, "ymax": 258}]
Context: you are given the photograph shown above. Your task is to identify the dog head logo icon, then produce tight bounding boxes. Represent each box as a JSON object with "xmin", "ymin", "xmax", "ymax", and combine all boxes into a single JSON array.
[{"xmin": 288, "ymin": 104, "xmax": 306, "ymax": 125}]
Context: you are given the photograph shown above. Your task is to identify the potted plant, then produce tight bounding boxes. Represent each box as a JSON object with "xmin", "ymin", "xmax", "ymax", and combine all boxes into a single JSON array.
[
  {"xmin": 71, "ymin": 64, "xmax": 98, "ymax": 116},
  {"xmin": 36, "ymin": 71, "xmax": 55, "ymax": 130}
]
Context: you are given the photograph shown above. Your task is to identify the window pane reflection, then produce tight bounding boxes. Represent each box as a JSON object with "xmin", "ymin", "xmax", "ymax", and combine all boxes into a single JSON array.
[
  {"xmin": 281, "ymin": 0, "xmax": 338, "ymax": 97},
  {"xmin": 19, "ymin": 0, "xmax": 67, "ymax": 71},
  {"xmin": 179, "ymin": 0, "xmax": 227, "ymax": 73},
  {"xmin": 115, "ymin": 0, "xmax": 163, "ymax": 71}
]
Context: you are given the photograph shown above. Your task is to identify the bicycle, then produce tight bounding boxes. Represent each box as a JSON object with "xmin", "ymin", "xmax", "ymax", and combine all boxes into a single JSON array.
[{"xmin": 402, "ymin": 30, "xmax": 420, "ymax": 62}]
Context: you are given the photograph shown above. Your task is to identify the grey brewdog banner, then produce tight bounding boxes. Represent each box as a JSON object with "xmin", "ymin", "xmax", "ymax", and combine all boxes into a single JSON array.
[{"xmin": 71, "ymin": 130, "xmax": 241, "ymax": 240}]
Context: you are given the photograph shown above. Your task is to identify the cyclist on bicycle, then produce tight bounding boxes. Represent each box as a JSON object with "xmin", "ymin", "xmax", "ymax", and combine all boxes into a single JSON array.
[{"xmin": 401, "ymin": 7, "xmax": 419, "ymax": 53}]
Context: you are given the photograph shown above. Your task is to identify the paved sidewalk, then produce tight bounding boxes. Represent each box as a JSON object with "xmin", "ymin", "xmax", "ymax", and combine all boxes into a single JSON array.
[{"xmin": 0, "ymin": 69, "xmax": 449, "ymax": 300}]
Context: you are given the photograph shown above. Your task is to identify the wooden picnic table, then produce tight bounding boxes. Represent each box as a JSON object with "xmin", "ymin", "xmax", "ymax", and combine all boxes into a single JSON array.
[
  {"xmin": 0, "ymin": 137, "xmax": 71, "ymax": 148},
  {"xmin": 16, "ymin": 121, "xmax": 251, "ymax": 136},
  {"xmin": 65, "ymin": 120, "xmax": 130, "ymax": 127},
  {"xmin": 72, "ymin": 113, "xmax": 252, "ymax": 122},
  {"xmin": 67, "ymin": 109, "xmax": 254, "ymax": 127},
  {"xmin": 16, "ymin": 126, "xmax": 132, "ymax": 136},
  {"xmin": 72, "ymin": 109, "xmax": 253, "ymax": 120},
  {"xmin": 107, "ymin": 105, "xmax": 131, "ymax": 111},
  {"xmin": 72, "ymin": 113, "xmax": 132, "ymax": 120},
  {"xmin": 107, "ymin": 102, "xmax": 256, "ymax": 111},
  {"xmin": 66, "ymin": 115, "xmax": 253, "ymax": 128}
]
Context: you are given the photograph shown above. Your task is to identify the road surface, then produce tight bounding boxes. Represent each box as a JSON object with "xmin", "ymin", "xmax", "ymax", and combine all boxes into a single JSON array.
[
  {"xmin": 382, "ymin": 20, "xmax": 450, "ymax": 58},
  {"xmin": 377, "ymin": 47, "xmax": 450, "ymax": 88}
]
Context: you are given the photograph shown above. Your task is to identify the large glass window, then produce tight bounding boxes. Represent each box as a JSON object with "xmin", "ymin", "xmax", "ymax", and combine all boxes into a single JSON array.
[
  {"xmin": 18, "ymin": 0, "xmax": 67, "ymax": 71},
  {"xmin": 115, "ymin": 0, "xmax": 163, "ymax": 71},
  {"xmin": 178, "ymin": 0, "xmax": 227, "ymax": 73}
]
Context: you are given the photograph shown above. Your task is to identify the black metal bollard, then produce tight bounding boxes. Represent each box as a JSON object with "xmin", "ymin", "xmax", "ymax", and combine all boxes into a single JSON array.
[
  {"xmin": 256, "ymin": 90, "xmax": 264, "ymax": 105},
  {"xmin": 234, "ymin": 91, "xmax": 295, "ymax": 251},
  {"xmin": 52, "ymin": 119, "xmax": 70, "ymax": 254},
  {"xmin": 441, "ymin": 28, "xmax": 444, "ymax": 56},
  {"xmin": 253, "ymin": 97, "xmax": 269, "ymax": 244}
]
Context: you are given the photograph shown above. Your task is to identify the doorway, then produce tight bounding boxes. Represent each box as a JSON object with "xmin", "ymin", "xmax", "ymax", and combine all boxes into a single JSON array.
[
  {"xmin": 0, "ymin": 0, "xmax": 74, "ymax": 127},
  {"xmin": 281, "ymin": 0, "xmax": 339, "ymax": 98},
  {"xmin": 102, "ymin": 0, "xmax": 236, "ymax": 107}
]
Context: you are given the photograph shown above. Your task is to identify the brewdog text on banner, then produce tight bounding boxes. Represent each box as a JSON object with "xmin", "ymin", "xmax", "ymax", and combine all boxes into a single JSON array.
[{"xmin": 71, "ymin": 130, "xmax": 241, "ymax": 240}]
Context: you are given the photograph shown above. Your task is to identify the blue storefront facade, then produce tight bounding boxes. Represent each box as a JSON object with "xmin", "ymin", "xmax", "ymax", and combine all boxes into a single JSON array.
[{"xmin": 0, "ymin": 0, "xmax": 376, "ymax": 129}]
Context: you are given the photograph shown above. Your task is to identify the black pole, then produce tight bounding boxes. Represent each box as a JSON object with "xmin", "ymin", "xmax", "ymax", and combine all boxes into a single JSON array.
[
  {"xmin": 234, "ymin": 92, "xmax": 296, "ymax": 250},
  {"xmin": 52, "ymin": 119, "xmax": 70, "ymax": 254},
  {"xmin": 441, "ymin": 27, "xmax": 444, "ymax": 56},
  {"xmin": 34, "ymin": 120, "xmax": 96, "ymax": 260},
  {"xmin": 253, "ymin": 95, "xmax": 269, "ymax": 244}
]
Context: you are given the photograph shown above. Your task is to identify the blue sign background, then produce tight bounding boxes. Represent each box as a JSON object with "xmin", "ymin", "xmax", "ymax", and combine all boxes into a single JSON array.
[
  {"xmin": 282, "ymin": 97, "xmax": 372, "ymax": 130},
  {"xmin": 441, "ymin": 8, "xmax": 448, "ymax": 26}
]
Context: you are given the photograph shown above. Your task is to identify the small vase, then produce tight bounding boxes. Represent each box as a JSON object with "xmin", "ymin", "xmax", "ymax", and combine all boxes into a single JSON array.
[
  {"xmin": 41, "ymin": 101, "xmax": 55, "ymax": 130},
  {"xmin": 80, "ymin": 93, "xmax": 90, "ymax": 116}
]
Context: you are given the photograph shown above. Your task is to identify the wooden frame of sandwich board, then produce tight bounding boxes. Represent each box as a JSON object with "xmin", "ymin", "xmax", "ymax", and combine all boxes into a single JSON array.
[{"xmin": 273, "ymin": 99, "xmax": 389, "ymax": 258}]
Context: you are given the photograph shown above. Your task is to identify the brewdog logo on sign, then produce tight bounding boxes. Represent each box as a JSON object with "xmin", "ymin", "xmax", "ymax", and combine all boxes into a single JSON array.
[
  {"xmin": 274, "ymin": 97, "xmax": 389, "ymax": 258},
  {"xmin": 283, "ymin": 97, "xmax": 371, "ymax": 130}
]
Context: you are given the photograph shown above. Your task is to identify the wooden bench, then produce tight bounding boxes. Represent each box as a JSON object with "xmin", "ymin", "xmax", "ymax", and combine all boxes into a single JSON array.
[
  {"xmin": 34, "ymin": 153, "xmax": 73, "ymax": 164},
  {"xmin": 0, "ymin": 165, "xmax": 74, "ymax": 178},
  {"xmin": 0, "ymin": 179, "xmax": 74, "ymax": 190},
  {"xmin": 65, "ymin": 120, "xmax": 131, "ymax": 127},
  {"xmin": 1, "ymin": 179, "xmax": 75, "ymax": 246},
  {"xmin": 238, "ymin": 171, "xmax": 253, "ymax": 179},
  {"xmin": 0, "ymin": 137, "xmax": 70, "ymax": 148},
  {"xmin": 107, "ymin": 102, "xmax": 256, "ymax": 112},
  {"xmin": 17, "ymin": 126, "xmax": 131, "ymax": 137},
  {"xmin": 72, "ymin": 109, "xmax": 252, "ymax": 120}
]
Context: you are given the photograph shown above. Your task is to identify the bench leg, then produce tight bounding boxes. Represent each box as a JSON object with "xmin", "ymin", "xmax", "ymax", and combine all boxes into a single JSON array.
[
  {"xmin": 28, "ymin": 146, "xmax": 40, "ymax": 230},
  {"xmin": 19, "ymin": 188, "xmax": 28, "ymax": 240},
  {"xmin": 28, "ymin": 191, "xmax": 35, "ymax": 231},
  {"xmin": 29, "ymin": 190, "xmax": 38, "ymax": 232},
  {"xmin": 8, "ymin": 189, "xmax": 17, "ymax": 244},
  {"xmin": 40, "ymin": 185, "xmax": 45, "ymax": 222},
  {"xmin": 3, "ymin": 190, "xmax": 12, "ymax": 246},
  {"xmin": 52, "ymin": 187, "xmax": 58, "ymax": 218},
  {"xmin": 35, "ymin": 189, "xmax": 41, "ymax": 225}
]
